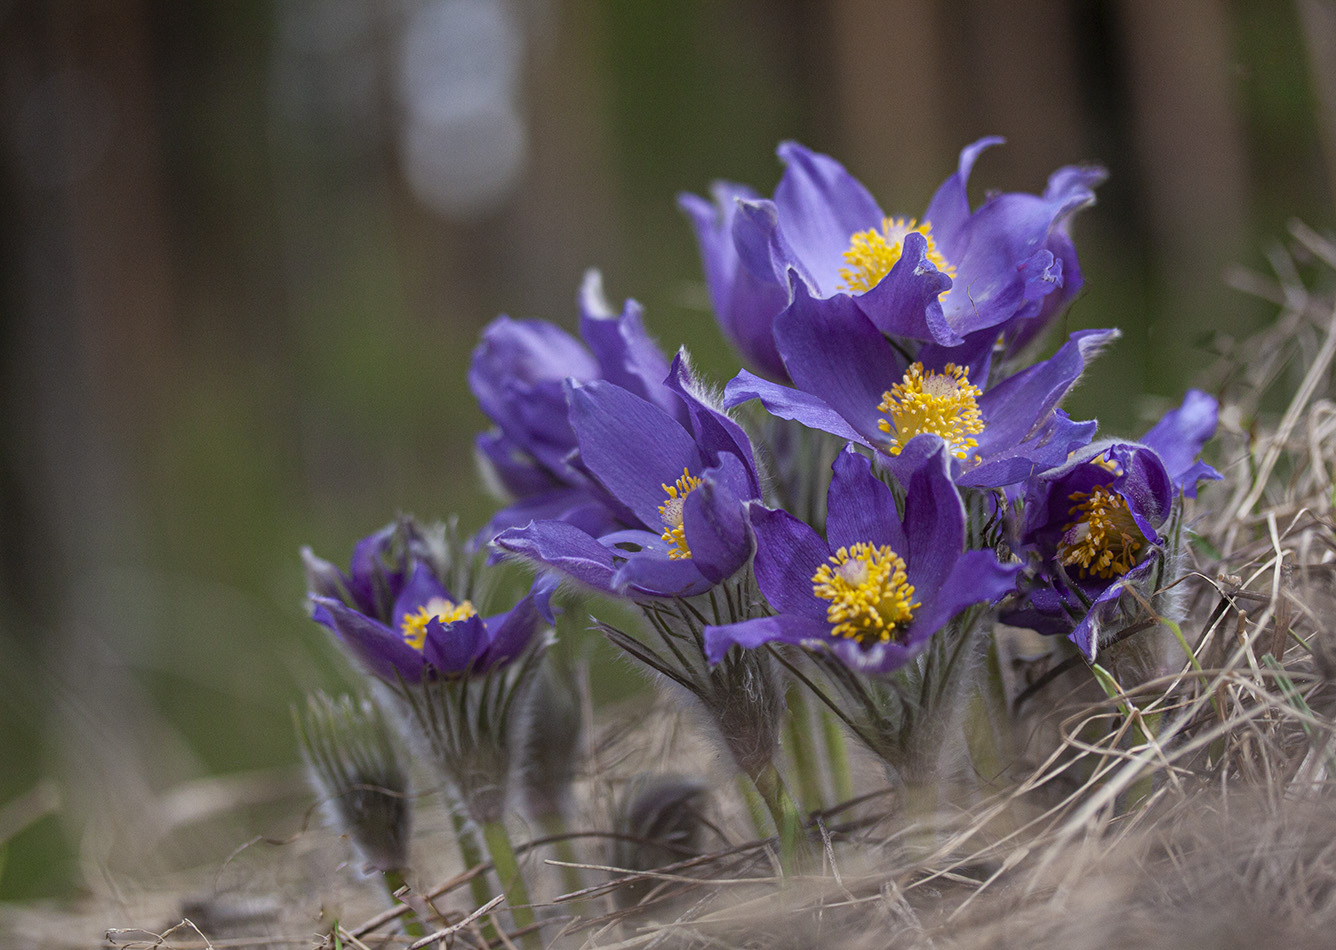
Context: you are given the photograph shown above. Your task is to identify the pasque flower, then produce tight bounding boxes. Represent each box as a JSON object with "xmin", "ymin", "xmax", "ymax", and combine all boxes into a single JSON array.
[
  {"xmin": 471, "ymin": 270, "xmax": 685, "ymax": 543},
  {"xmin": 680, "ymin": 138, "xmax": 1103, "ymax": 376},
  {"xmin": 724, "ymin": 283, "xmax": 1113, "ymax": 490},
  {"xmin": 495, "ymin": 354, "xmax": 761, "ymax": 597},
  {"xmin": 705, "ymin": 445, "xmax": 1018, "ymax": 675},
  {"xmin": 1004, "ymin": 390, "xmax": 1221, "ymax": 657},
  {"xmin": 305, "ymin": 519, "xmax": 542, "ymax": 682}
]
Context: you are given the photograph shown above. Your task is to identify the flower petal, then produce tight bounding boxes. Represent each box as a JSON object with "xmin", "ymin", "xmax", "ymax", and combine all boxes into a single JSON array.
[
  {"xmin": 423, "ymin": 613, "xmax": 486, "ymax": 673},
  {"xmin": 772, "ymin": 141, "xmax": 883, "ymax": 294},
  {"xmin": 749, "ymin": 504, "xmax": 830, "ymax": 619},
  {"xmin": 681, "ymin": 453, "xmax": 753, "ymax": 585},
  {"xmin": 568, "ymin": 379, "xmax": 704, "ymax": 529},
  {"xmin": 493, "ymin": 521, "xmax": 618, "ymax": 593},
  {"xmin": 824, "ymin": 447, "xmax": 907, "ymax": 555},
  {"xmin": 1140, "ymin": 389, "xmax": 1221, "ymax": 496},
  {"xmin": 313, "ymin": 597, "xmax": 430, "ymax": 683},
  {"xmin": 773, "ymin": 280, "xmax": 907, "ymax": 444},
  {"xmin": 704, "ymin": 613, "xmax": 831, "ymax": 664},
  {"xmin": 723, "ymin": 370, "xmax": 867, "ymax": 446}
]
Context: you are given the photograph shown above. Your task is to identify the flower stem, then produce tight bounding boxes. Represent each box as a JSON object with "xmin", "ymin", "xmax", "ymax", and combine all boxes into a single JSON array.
[
  {"xmin": 736, "ymin": 773, "xmax": 772, "ymax": 841},
  {"xmin": 380, "ymin": 869, "xmax": 426, "ymax": 938},
  {"xmin": 449, "ymin": 808, "xmax": 495, "ymax": 915},
  {"xmin": 751, "ymin": 762, "xmax": 807, "ymax": 874},
  {"xmin": 782, "ymin": 687, "xmax": 826, "ymax": 813},
  {"xmin": 539, "ymin": 812, "xmax": 586, "ymax": 900},
  {"xmin": 480, "ymin": 819, "xmax": 539, "ymax": 949},
  {"xmin": 819, "ymin": 708, "xmax": 854, "ymax": 804}
]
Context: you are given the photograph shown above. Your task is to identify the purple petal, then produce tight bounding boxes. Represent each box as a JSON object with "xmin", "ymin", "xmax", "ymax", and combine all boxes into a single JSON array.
[
  {"xmin": 960, "ymin": 410, "xmax": 1098, "ymax": 489},
  {"xmin": 612, "ymin": 552, "xmax": 711, "ymax": 598},
  {"xmin": 749, "ymin": 504, "xmax": 830, "ymax": 619},
  {"xmin": 824, "ymin": 448, "xmax": 907, "ymax": 555},
  {"xmin": 1140, "ymin": 389, "xmax": 1220, "ymax": 495},
  {"xmin": 900, "ymin": 443, "xmax": 966, "ymax": 600},
  {"xmin": 772, "ymin": 142, "xmax": 883, "ymax": 294},
  {"xmin": 478, "ymin": 590, "xmax": 542, "ymax": 668},
  {"xmin": 313, "ymin": 597, "xmax": 430, "ymax": 683},
  {"xmin": 568, "ymin": 379, "xmax": 704, "ymax": 529},
  {"xmin": 470, "ymin": 316, "xmax": 598, "ymax": 424},
  {"xmin": 854, "ymin": 230, "xmax": 959, "ymax": 345},
  {"xmin": 423, "ymin": 613, "xmax": 487, "ymax": 673},
  {"xmin": 665, "ymin": 353, "xmax": 761, "ymax": 496},
  {"xmin": 723, "ymin": 370, "xmax": 867, "ymax": 446},
  {"xmin": 901, "ymin": 550, "xmax": 1019, "ymax": 651},
  {"xmin": 679, "ymin": 185, "xmax": 791, "ymax": 381},
  {"xmin": 923, "ymin": 137, "xmax": 1005, "ymax": 259},
  {"xmin": 681, "ymin": 453, "xmax": 753, "ymax": 585},
  {"xmin": 391, "ymin": 563, "xmax": 453, "ymax": 623},
  {"xmin": 774, "ymin": 281, "xmax": 907, "ymax": 445},
  {"xmin": 494, "ymin": 521, "xmax": 618, "ymax": 593},
  {"xmin": 577, "ymin": 270, "xmax": 681, "ymax": 420},
  {"xmin": 704, "ymin": 613, "xmax": 832, "ymax": 664}
]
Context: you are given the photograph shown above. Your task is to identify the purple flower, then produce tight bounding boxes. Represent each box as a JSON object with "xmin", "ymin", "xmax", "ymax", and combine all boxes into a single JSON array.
[
  {"xmin": 494, "ymin": 354, "xmax": 761, "ymax": 598},
  {"xmin": 723, "ymin": 283, "xmax": 1113, "ymax": 490},
  {"xmin": 681, "ymin": 139, "xmax": 1102, "ymax": 371},
  {"xmin": 471, "ymin": 270, "xmax": 684, "ymax": 543},
  {"xmin": 1004, "ymin": 390, "xmax": 1222, "ymax": 657},
  {"xmin": 305, "ymin": 523, "xmax": 542, "ymax": 682},
  {"xmin": 704, "ymin": 445, "xmax": 1018, "ymax": 675}
]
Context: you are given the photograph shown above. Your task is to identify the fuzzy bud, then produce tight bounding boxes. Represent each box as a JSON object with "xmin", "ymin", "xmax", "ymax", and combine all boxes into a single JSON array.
[{"xmin": 295, "ymin": 692, "xmax": 412, "ymax": 874}]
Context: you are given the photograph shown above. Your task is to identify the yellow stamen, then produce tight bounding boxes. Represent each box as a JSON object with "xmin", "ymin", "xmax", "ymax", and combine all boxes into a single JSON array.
[
  {"xmin": 658, "ymin": 468, "xmax": 702, "ymax": 559},
  {"xmin": 878, "ymin": 362, "xmax": 985, "ymax": 459},
  {"xmin": 400, "ymin": 596, "xmax": 477, "ymax": 651},
  {"xmin": 811, "ymin": 543, "xmax": 920, "ymax": 644},
  {"xmin": 1058, "ymin": 486, "xmax": 1147, "ymax": 580},
  {"xmin": 839, "ymin": 217, "xmax": 956, "ymax": 294}
]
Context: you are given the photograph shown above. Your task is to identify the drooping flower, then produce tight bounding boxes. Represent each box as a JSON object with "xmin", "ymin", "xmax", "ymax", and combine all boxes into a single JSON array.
[
  {"xmin": 680, "ymin": 139, "xmax": 1103, "ymax": 373},
  {"xmin": 704, "ymin": 445, "xmax": 1018, "ymax": 675},
  {"xmin": 305, "ymin": 520, "xmax": 543, "ymax": 682},
  {"xmin": 723, "ymin": 283, "xmax": 1113, "ymax": 490},
  {"xmin": 471, "ymin": 270, "xmax": 684, "ymax": 544},
  {"xmin": 1004, "ymin": 390, "xmax": 1222, "ymax": 657},
  {"xmin": 494, "ymin": 354, "xmax": 761, "ymax": 598}
]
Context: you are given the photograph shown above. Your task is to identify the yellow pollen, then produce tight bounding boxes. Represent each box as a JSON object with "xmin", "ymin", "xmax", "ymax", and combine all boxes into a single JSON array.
[
  {"xmin": 658, "ymin": 468, "xmax": 703, "ymax": 560},
  {"xmin": 811, "ymin": 543, "xmax": 920, "ymax": 645},
  {"xmin": 1058, "ymin": 485, "xmax": 1147, "ymax": 580},
  {"xmin": 838, "ymin": 217, "xmax": 956, "ymax": 294},
  {"xmin": 877, "ymin": 362, "xmax": 985, "ymax": 459},
  {"xmin": 400, "ymin": 596, "xmax": 477, "ymax": 651}
]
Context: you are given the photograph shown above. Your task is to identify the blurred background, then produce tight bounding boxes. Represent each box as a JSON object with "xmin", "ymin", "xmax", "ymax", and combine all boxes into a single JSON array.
[{"xmin": 0, "ymin": 0, "xmax": 1332, "ymax": 900}]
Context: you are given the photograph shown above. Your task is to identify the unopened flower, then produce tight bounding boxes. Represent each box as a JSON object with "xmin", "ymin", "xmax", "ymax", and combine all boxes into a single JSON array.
[
  {"xmin": 295, "ymin": 691, "xmax": 412, "ymax": 874},
  {"xmin": 705, "ymin": 445, "xmax": 1017, "ymax": 674},
  {"xmin": 1005, "ymin": 390, "xmax": 1221, "ymax": 657}
]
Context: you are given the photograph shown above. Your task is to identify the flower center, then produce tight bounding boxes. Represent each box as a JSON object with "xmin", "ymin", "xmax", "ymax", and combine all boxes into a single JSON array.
[
  {"xmin": 1058, "ymin": 486, "xmax": 1147, "ymax": 580},
  {"xmin": 838, "ymin": 217, "xmax": 956, "ymax": 294},
  {"xmin": 877, "ymin": 362, "xmax": 985, "ymax": 459},
  {"xmin": 658, "ymin": 467, "xmax": 702, "ymax": 559},
  {"xmin": 400, "ymin": 596, "xmax": 477, "ymax": 651},
  {"xmin": 811, "ymin": 543, "xmax": 920, "ymax": 645}
]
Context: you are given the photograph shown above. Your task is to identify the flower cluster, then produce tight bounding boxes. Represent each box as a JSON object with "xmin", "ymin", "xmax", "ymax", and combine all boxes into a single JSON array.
[{"xmin": 293, "ymin": 136, "xmax": 1223, "ymax": 926}]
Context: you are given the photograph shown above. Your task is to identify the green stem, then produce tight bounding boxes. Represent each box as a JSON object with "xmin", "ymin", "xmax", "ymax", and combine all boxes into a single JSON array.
[
  {"xmin": 449, "ymin": 808, "xmax": 494, "ymax": 914},
  {"xmin": 820, "ymin": 708, "xmax": 854, "ymax": 804},
  {"xmin": 1090, "ymin": 662, "xmax": 1155, "ymax": 810},
  {"xmin": 752, "ymin": 762, "xmax": 807, "ymax": 874},
  {"xmin": 736, "ymin": 773, "xmax": 772, "ymax": 841},
  {"xmin": 480, "ymin": 819, "xmax": 539, "ymax": 950},
  {"xmin": 381, "ymin": 869, "xmax": 426, "ymax": 938},
  {"xmin": 539, "ymin": 812, "xmax": 586, "ymax": 900},
  {"xmin": 782, "ymin": 688, "xmax": 826, "ymax": 813}
]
